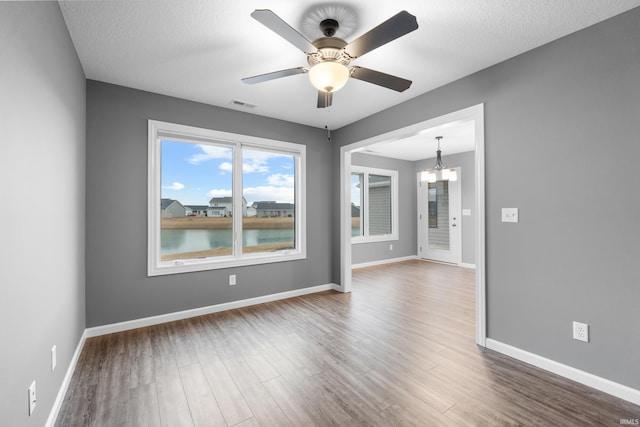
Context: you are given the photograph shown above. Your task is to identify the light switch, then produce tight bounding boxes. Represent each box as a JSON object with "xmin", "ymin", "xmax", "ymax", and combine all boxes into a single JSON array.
[{"xmin": 501, "ymin": 208, "xmax": 519, "ymax": 223}]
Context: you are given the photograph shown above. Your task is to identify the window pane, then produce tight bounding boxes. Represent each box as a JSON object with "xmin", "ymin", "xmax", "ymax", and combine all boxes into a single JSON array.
[
  {"xmin": 160, "ymin": 140, "xmax": 233, "ymax": 261},
  {"xmin": 368, "ymin": 174, "xmax": 391, "ymax": 235},
  {"xmin": 428, "ymin": 180, "xmax": 449, "ymax": 250},
  {"xmin": 428, "ymin": 187, "xmax": 437, "ymax": 228},
  {"xmin": 351, "ymin": 173, "xmax": 363, "ymax": 237},
  {"xmin": 242, "ymin": 148, "xmax": 296, "ymax": 253}
]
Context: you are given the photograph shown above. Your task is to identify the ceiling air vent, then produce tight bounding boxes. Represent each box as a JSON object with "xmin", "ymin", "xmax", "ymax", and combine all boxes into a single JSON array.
[{"xmin": 230, "ymin": 99, "xmax": 257, "ymax": 109}]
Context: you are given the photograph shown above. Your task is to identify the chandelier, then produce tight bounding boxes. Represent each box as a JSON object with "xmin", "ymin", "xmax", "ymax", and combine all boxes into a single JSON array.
[{"xmin": 420, "ymin": 136, "xmax": 457, "ymax": 183}]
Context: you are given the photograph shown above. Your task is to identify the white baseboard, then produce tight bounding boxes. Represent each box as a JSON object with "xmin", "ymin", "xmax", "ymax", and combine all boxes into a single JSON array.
[
  {"xmin": 460, "ymin": 263, "xmax": 476, "ymax": 269},
  {"xmin": 486, "ymin": 338, "xmax": 640, "ymax": 406},
  {"xmin": 352, "ymin": 255, "xmax": 418, "ymax": 269},
  {"xmin": 45, "ymin": 329, "xmax": 87, "ymax": 427},
  {"xmin": 331, "ymin": 283, "xmax": 345, "ymax": 292},
  {"xmin": 85, "ymin": 283, "xmax": 337, "ymax": 338}
]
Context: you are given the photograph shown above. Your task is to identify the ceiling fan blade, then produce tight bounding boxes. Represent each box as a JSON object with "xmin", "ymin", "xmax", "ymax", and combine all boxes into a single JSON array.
[
  {"xmin": 350, "ymin": 66, "xmax": 412, "ymax": 92},
  {"xmin": 251, "ymin": 9, "xmax": 317, "ymax": 54},
  {"xmin": 242, "ymin": 67, "xmax": 307, "ymax": 85},
  {"xmin": 344, "ymin": 11, "xmax": 418, "ymax": 59},
  {"xmin": 317, "ymin": 91, "xmax": 333, "ymax": 108}
]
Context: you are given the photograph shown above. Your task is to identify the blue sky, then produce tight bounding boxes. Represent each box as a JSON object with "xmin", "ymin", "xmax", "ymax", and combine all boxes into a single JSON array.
[{"xmin": 161, "ymin": 140, "xmax": 295, "ymax": 206}]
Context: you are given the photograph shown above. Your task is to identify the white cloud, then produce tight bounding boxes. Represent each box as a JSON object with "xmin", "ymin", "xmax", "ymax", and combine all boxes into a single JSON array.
[
  {"xmin": 188, "ymin": 145, "xmax": 232, "ymax": 164},
  {"xmin": 267, "ymin": 173, "xmax": 294, "ymax": 187},
  {"xmin": 243, "ymin": 186, "xmax": 295, "ymax": 204},
  {"xmin": 206, "ymin": 188, "xmax": 232, "ymax": 198},
  {"xmin": 242, "ymin": 159, "xmax": 269, "ymax": 173},
  {"xmin": 243, "ymin": 149, "xmax": 286, "ymax": 162},
  {"xmin": 242, "ymin": 149, "xmax": 291, "ymax": 174},
  {"xmin": 163, "ymin": 182, "xmax": 185, "ymax": 190},
  {"xmin": 187, "ymin": 146, "xmax": 292, "ymax": 174}
]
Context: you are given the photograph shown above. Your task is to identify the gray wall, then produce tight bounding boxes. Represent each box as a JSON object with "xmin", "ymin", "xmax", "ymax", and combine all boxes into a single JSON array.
[
  {"xmin": 415, "ymin": 151, "xmax": 476, "ymax": 265},
  {"xmin": 351, "ymin": 153, "xmax": 417, "ymax": 265},
  {"xmin": 0, "ymin": 2, "xmax": 86, "ymax": 425},
  {"xmin": 86, "ymin": 81, "xmax": 332, "ymax": 327},
  {"xmin": 333, "ymin": 8, "xmax": 640, "ymax": 390}
]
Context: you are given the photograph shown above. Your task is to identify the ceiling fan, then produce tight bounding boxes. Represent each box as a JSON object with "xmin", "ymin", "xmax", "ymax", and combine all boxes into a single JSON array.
[{"xmin": 242, "ymin": 9, "xmax": 418, "ymax": 108}]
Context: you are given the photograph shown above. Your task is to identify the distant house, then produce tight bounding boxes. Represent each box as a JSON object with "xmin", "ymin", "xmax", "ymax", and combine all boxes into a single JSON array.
[
  {"xmin": 253, "ymin": 201, "xmax": 294, "ymax": 218},
  {"xmin": 184, "ymin": 205, "xmax": 208, "ymax": 216},
  {"xmin": 246, "ymin": 206, "xmax": 257, "ymax": 217},
  {"xmin": 208, "ymin": 196, "xmax": 247, "ymax": 217},
  {"xmin": 161, "ymin": 198, "xmax": 185, "ymax": 218}
]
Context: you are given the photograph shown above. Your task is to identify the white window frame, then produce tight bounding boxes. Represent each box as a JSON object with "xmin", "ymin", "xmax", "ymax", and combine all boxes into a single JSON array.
[
  {"xmin": 148, "ymin": 120, "xmax": 306, "ymax": 276},
  {"xmin": 351, "ymin": 166, "xmax": 399, "ymax": 244}
]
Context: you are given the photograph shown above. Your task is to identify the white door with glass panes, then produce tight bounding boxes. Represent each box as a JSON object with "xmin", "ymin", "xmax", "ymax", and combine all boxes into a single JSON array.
[{"xmin": 417, "ymin": 169, "xmax": 461, "ymax": 264}]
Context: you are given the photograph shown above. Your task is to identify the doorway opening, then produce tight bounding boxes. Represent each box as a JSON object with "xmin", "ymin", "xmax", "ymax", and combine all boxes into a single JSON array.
[{"xmin": 339, "ymin": 104, "xmax": 486, "ymax": 346}]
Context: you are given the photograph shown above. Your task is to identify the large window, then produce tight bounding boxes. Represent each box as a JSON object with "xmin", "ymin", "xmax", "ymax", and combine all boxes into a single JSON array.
[
  {"xmin": 351, "ymin": 166, "xmax": 398, "ymax": 243},
  {"xmin": 148, "ymin": 120, "xmax": 305, "ymax": 276}
]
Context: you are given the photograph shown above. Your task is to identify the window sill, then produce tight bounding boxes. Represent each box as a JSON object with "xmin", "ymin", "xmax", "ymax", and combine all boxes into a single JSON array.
[
  {"xmin": 351, "ymin": 235, "xmax": 398, "ymax": 245},
  {"xmin": 148, "ymin": 251, "xmax": 306, "ymax": 276}
]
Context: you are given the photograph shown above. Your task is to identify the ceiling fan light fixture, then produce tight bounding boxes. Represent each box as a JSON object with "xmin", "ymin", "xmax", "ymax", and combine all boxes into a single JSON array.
[{"xmin": 308, "ymin": 61, "xmax": 349, "ymax": 93}]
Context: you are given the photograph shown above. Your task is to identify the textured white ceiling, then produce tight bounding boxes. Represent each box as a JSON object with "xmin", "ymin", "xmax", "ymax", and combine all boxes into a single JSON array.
[{"xmin": 59, "ymin": 0, "xmax": 640, "ymax": 131}]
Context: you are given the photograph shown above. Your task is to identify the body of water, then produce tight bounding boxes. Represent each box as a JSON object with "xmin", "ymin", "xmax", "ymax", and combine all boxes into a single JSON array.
[{"xmin": 161, "ymin": 228, "xmax": 295, "ymax": 255}]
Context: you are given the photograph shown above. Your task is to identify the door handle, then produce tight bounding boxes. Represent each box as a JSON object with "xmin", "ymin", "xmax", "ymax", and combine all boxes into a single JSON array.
[{"xmin": 452, "ymin": 223, "xmax": 457, "ymax": 227}]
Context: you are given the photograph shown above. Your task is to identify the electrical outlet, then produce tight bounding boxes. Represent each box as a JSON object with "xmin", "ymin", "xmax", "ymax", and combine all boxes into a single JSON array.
[
  {"xmin": 51, "ymin": 345, "xmax": 57, "ymax": 371},
  {"xmin": 389, "ymin": 244, "xmax": 393, "ymax": 251},
  {"xmin": 229, "ymin": 274, "xmax": 236, "ymax": 286},
  {"xmin": 573, "ymin": 321, "xmax": 589, "ymax": 342},
  {"xmin": 28, "ymin": 381, "xmax": 36, "ymax": 415}
]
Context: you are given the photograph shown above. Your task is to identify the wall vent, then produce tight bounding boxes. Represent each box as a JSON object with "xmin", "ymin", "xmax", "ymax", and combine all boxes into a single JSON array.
[{"xmin": 230, "ymin": 99, "xmax": 257, "ymax": 109}]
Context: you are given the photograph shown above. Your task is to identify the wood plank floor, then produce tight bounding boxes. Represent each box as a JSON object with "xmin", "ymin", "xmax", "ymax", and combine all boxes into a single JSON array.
[{"xmin": 56, "ymin": 260, "xmax": 639, "ymax": 426}]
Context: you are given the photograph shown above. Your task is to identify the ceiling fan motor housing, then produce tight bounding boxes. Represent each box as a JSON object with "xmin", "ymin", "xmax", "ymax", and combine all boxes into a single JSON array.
[{"xmin": 307, "ymin": 37, "xmax": 352, "ymax": 67}]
